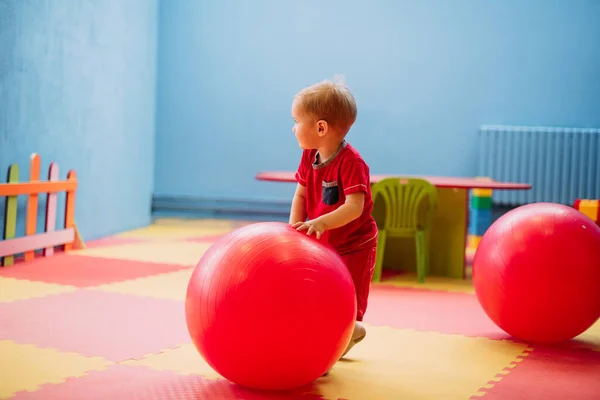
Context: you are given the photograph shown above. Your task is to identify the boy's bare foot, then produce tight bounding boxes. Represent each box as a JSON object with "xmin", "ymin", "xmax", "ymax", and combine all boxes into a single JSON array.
[
  {"xmin": 341, "ymin": 321, "xmax": 366, "ymax": 358},
  {"xmin": 321, "ymin": 322, "xmax": 367, "ymax": 377}
]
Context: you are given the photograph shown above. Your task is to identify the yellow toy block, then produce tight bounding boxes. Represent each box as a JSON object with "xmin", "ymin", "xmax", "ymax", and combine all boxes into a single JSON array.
[
  {"xmin": 577, "ymin": 200, "xmax": 599, "ymax": 222},
  {"xmin": 468, "ymin": 235, "xmax": 482, "ymax": 249},
  {"xmin": 472, "ymin": 188, "xmax": 493, "ymax": 198},
  {"xmin": 472, "ymin": 177, "xmax": 494, "ymax": 198}
]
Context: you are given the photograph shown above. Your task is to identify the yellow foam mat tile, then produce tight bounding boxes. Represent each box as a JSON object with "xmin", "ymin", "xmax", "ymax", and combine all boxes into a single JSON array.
[
  {"xmin": 570, "ymin": 320, "xmax": 600, "ymax": 352},
  {"xmin": 127, "ymin": 325, "xmax": 530, "ymax": 400},
  {"xmin": 382, "ymin": 274, "xmax": 475, "ymax": 294},
  {"xmin": 0, "ymin": 277, "xmax": 77, "ymax": 303},
  {"xmin": 0, "ymin": 340, "xmax": 112, "ymax": 399},
  {"xmin": 73, "ymin": 241, "xmax": 213, "ymax": 266},
  {"xmin": 94, "ymin": 268, "xmax": 194, "ymax": 301},
  {"xmin": 116, "ymin": 224, "xmax": 234, "ymax": 240}
]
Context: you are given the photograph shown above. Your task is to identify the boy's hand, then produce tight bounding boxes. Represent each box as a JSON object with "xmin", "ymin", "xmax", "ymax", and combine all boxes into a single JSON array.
[{"xmin": 292, "ymin": 218, "xmax": 326, "ymax": 239}]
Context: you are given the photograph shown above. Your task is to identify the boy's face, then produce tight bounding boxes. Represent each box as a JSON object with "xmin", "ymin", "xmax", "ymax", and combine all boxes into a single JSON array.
[{"xmin": 291, "ymin": 100, "xmax": 319, "ymax": 149}]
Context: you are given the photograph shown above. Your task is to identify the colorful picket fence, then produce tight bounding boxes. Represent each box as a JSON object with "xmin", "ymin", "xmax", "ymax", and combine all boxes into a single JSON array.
[{"xmin": 0, "ymin": 153, "xmax": 85, "ymax": 267}]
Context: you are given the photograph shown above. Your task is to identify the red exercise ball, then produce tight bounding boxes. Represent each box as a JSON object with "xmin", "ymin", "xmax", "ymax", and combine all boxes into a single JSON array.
[
  {"xmin": 185, "ymin": 221, "xmax": 356, "ymax": 391},
  {"xmin": 473, "ymin": 202, "xmax": 600, "ymax": 344}
]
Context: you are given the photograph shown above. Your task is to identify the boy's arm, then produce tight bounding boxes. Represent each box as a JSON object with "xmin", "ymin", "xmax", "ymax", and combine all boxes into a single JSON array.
[
  {"xmin": 316, "ymin": 192, "xmax": 364, "ymax": 230},
  {"xmin": 289, "ymin": 183, "xmax": 308, "ymax": 225},
  {"xmin": 294, "ymin": 192, "xmax": 364, "ymax": 238},
  {"xmin": 294, "ymin": 158, "xmax": 369, "ymax": 238},
  {"xmin": 318, "ymin": 158, "xmax": 369, "ymax": 230}
]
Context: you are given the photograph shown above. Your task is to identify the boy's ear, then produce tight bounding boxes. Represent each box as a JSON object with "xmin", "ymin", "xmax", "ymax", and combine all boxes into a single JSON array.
[{"xmin": 317, "ymin": 120, "xmax": 328, "ymax": 137}]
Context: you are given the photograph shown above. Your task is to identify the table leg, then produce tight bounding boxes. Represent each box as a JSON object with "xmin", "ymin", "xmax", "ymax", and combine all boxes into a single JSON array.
[
  {"xmin": 430, "ymin": 187, "xmax": 468, "ymax": 279},
  {"xmin": 380, "ymin": 187, "xmax": 468, "ymax": 280}
]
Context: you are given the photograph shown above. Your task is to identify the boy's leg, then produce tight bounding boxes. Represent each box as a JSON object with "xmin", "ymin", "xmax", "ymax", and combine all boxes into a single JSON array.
[
  {"xmin": 343, "ymin": 244, "xmax": 377, "ymax": 322},
  {"xmin": 340, "ymin": 244, "xmax": 377, "ymax": 355},
  {"xmin": 321, "ymin": 244, "xmax": 377, "ymax": 377}
]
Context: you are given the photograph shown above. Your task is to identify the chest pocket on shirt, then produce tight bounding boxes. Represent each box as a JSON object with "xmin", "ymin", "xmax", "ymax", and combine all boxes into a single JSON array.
[{"xmin": 322, "ymin": 180, "xmax": 339, "ymax": 205}]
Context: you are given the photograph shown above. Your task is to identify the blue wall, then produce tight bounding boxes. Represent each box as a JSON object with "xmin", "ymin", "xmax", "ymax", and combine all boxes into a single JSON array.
[
  {"xmin": 154, "ymin": 0, "xmax": 600, "ymax": 208},
  {"xmin": 0, "ymin": 0, "xmax": 158, "ymax": 241},
  {"xmin": 2, "ymin": 0, "xmax": 599, "ymax": 240}
]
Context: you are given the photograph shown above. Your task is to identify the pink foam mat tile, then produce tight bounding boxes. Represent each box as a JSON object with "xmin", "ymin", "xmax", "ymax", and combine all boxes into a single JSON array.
[
  {"xmin": 84, "ymin": 236, "xmax": 150, "ymax": 249},
  {"xmin": 471, "ymin": 345, "xmax": 600, "ymax": 399},
  {"xmin": 0, "ymin": 254, "xmax": 190, "ymax": 287},
  {"xmin": 11, "ymin": 364, "xmax": 328, "ymax": 400},
  {"xmin": 183, "ymin": 234, "xmax": 225, "ymax": 243},
  {"xmin": 0, "ymin": 289, "xmax": 191, "ymax": 361},
  {"xmin": 363, "ymin": 285, "xmax": 507, "ymax": 338}
]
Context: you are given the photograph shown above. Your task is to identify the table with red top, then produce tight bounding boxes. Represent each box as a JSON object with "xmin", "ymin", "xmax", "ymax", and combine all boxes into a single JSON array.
[{"xmin": 256, "ymin": 171, "xmax": 532, "ymax": 280}]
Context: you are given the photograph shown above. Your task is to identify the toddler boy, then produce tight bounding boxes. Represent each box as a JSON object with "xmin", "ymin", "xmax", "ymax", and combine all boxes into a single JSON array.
[{"xmin": 288, "ymin": 77, "xmax": 378, "ymax": 369}]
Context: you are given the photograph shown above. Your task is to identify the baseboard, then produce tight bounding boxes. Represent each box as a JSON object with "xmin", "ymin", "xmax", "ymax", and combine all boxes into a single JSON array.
[
  {"xmin": 491, "ymin": 203, "xmax": 519, "ymax": 223},
  {"xmin": 151, "ymin": 195, "xmax": 519, "ymax": 223},
  {"xmin": 151, "ymin": 195, "xmax": 292, "ymax": 220}
]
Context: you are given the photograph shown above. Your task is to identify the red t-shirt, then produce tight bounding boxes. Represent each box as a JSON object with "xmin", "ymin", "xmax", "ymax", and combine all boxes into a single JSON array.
[{"xmin": 295, "ymin": 141, "xmax": 378, "ymax": 254}]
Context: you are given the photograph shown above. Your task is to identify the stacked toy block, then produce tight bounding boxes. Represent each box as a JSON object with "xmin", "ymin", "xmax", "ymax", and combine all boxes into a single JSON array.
[
  {"xmin": 573, "ymin": 199, "xmax": 600, "ymax": 227},
  {"xmin": 468, "ymin": 187, "xmax": 493, "ymax": 253}
]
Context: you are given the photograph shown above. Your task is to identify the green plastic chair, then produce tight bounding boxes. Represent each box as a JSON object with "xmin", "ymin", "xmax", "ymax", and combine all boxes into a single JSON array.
[{"xmin": 371, "ymin": 177, "xmax": 438, "ymax": 283}]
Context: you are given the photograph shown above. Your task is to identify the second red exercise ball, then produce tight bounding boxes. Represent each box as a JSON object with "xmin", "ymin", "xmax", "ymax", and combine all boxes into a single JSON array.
[{"xmin": 473, "ymin": 202, "xmax": 600, "ymax": 344}]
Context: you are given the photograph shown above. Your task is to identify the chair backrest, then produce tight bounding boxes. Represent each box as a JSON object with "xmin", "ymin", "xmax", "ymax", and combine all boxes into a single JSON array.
[{"xmin": 371, "ymin": 177, "xmax": 437, "ymax": 231}]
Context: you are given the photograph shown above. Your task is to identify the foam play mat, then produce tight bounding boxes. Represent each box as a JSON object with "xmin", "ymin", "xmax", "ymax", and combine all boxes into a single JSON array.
[{"xmin": 0, "ymin": 218, "xmax": 599, "ymax": 399}]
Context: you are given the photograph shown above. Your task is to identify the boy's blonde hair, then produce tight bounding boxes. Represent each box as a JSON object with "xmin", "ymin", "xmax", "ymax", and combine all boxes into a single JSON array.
[{"xmin": 294, "ymin": 75, "xmax": 357, "ymax": 135}]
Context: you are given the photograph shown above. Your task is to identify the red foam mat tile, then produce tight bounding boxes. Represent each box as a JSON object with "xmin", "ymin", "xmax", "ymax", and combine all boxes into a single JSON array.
[
  {"xmin": 0, "ymin": 254, "xmax": 189, "ymax": 287},
  {"xmin": 0, "ymin": 289, "xmax": 190, "ymax": 361},
  {"xmin": 471, "ymin": 346, "xmax": 600, "ymax": 399},
  {"xmin": 11, "ymin": 364, "xmax": 327, "ymax": 400},
  {"xmin": 364, "ymin": 285, "xmax": 507, "ymax": 338}
]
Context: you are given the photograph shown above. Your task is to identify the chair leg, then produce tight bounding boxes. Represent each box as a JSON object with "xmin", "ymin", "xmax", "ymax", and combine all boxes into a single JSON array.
[
  {"xmin": 424, "ymin": 229, "xmax": 431, "ymax": 276},
  {"xmin": 372, "ymin": 230, "xmax": 387, "ymax": 282},
  {"xmin": 416, "ymin": 230, "xmax": 425, "ymax": 283}
]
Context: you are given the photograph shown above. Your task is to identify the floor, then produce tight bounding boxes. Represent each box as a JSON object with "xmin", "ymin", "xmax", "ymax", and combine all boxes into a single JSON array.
[{"xmin": 0, "ymin": 217, "xmax": 599, "ymax": 399}]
